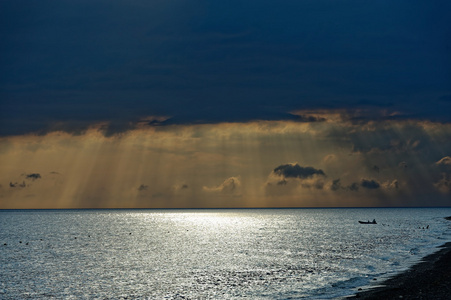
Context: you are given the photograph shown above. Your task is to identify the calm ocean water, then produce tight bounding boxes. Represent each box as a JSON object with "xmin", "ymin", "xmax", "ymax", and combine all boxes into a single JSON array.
[{"xmin": 1, "ymin": 208, "xmax": 451, "ymax": 299}]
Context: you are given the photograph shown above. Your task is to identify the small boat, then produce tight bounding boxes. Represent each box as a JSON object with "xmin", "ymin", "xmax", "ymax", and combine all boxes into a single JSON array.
[{"xmin": 359, "ymin": 219, "xmax": 377, "ymax": 224}]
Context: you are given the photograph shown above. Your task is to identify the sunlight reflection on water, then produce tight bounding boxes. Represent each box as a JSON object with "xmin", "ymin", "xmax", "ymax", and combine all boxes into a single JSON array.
[{"xmin": 1, "ymin": 208, "xmax": 451, "ymax": 299}]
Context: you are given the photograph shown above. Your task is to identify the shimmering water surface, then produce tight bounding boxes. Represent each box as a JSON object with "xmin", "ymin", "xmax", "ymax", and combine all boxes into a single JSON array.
[{"xmin": 1, "ymin": 208, "xmax": 451, "ymax": 299}]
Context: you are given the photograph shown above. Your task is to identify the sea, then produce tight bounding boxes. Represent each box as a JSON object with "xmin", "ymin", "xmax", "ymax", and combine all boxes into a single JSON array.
[{"xmin": 1, "ymin": 208, "xmax": 451, "ymax": 299}]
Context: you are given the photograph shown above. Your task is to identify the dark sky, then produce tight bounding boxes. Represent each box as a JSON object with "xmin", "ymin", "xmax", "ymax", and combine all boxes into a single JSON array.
[{"xmin": 1, "ymin": 0, "xmax": 450, "ymax": 135}]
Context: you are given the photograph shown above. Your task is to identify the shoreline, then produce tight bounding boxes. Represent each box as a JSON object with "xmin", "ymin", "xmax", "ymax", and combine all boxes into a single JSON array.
[{"xmin": 349, "ymin": 217, "xmax": 451, "ymax": 299}]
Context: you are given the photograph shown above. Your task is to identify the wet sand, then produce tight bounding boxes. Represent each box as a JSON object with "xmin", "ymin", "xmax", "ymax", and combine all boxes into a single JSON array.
[{"xmin": 350, "ymin": 217, "xmax": 451, "ymax": 299}]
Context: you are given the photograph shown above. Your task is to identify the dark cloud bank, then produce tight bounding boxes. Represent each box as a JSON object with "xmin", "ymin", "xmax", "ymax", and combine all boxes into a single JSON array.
[
  {"xmin": 1, "ymin": 0, "xmax": 450, "ymax": 136},
  {"xmin": 25, "ymin": 173, "xmax": 41, "ymax": 181},
  {"xmin": 9, "ymin": 173, "xmax": 41, "ymax": 188},
  {"xmin": 273, "ymin": 164, "xmax": 325, "ymax": 179},
  {"xmin": 271, "ymin": 163, "xmax": 392, "ymax": 193},
  {"xmin": 270, "ymin": 156, "xmax": 451, "ymax": 200}
]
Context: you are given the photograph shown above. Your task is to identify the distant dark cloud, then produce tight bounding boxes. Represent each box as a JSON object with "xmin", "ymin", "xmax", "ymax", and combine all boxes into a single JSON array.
[
  {"xmin": 138, "ymin": 184, "xmax": 148, "ymax": 191},
  {"xmin": 360, "ymin": 179, "xmax": 381, "ymax": 189},
  {"xmin": 292, "ymin": 114, "xmax": 327, "ymax": 123},
  {"xmin": 1, "ymin": 1, "xmax": 450, "ymax": 136},
  {"xmin": 25, "ymin": 173, "xmax": 41, "ymax": 181},
  {"xmin": 348, "ymin": 182, "xmax": 360, "ymax": 191},
  {"xmin": 330, "ymin": 179, "xmax": 341, "ymax": 191},
  {"xmin": 7, "ymin": 172, "xmax": 58, "ymax": 189},
  {"xmin": 7, "ymin": 174, "xmax": 42, "ymax": 188},
  {"xmin": 329, "ymin": 178, "xmax": 382, "ymax": 192},
  {"xmin": 9, "ymin": 181, "xmax": 26, "ymax": 188},
  {"xmin": 273, "ymin": 163, "xmax": 325, "ymax": 179},
  {"xmin": 268, "ymin": 163, "xmax": 326, "ymax": 191}
]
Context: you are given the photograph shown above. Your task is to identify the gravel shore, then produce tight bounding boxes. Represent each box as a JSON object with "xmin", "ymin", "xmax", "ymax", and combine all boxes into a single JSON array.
[{"xmin": 350, "ymin": 217, "xmax": 451, "ymax": 299}]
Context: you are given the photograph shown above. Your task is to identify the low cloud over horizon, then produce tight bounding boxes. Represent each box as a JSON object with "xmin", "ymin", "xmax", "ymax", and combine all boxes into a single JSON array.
[{"xmin": 1, "ymin": 116, "xmax": 450, "ymax": 209}]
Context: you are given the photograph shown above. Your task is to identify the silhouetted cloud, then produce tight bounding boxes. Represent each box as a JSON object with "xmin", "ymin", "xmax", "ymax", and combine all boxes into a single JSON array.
[
  {"xmin": 267, "ymin": 163, "xmax": 326, "ymax": 191},
  {"xmin": 9, "ymin": 173, "xmax": 42, "ymax": 188},
  {"xmin": 292, "ymin": 114, "xmax": 327, "ymax": 123},
  {"xmin": 329, "ymin": 178, "xmax": 382, "ymax": 192},
  {"xmin": 360, "ymin": 179, "xmax": 380, "ymax": 189},
  {"xmin": 25, "ymin": 173, "xmax": 41, "ymax": 180},
  {"xmin": 273, "ymin": 163, "xmax": 325, "ymax": 179},
  {"xmin": 9, "ymin": 181, "xmax": 26, "ymax": 188}
]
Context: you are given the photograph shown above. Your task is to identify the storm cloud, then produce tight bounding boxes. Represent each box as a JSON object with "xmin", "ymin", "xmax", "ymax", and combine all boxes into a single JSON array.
[{"xmin": 1, "ymin": 1, "xmax": 450, "ymax": 136}]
